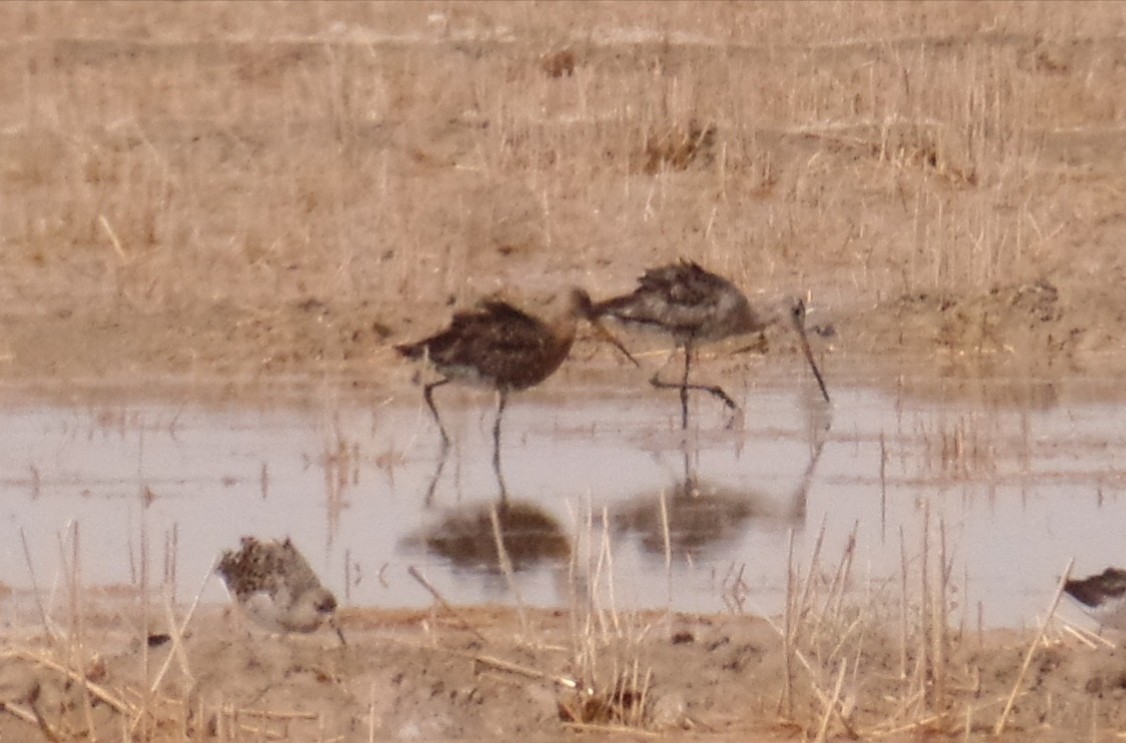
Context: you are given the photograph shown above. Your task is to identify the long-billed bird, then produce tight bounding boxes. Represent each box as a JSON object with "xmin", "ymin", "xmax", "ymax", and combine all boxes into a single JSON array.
[
  {"xmin": 590, "ymin": 260, "xmax": 830, "ymax": 427},
  {"xmin": 396, "ymin": 289, "xmax": 636, "ymax": 495}
]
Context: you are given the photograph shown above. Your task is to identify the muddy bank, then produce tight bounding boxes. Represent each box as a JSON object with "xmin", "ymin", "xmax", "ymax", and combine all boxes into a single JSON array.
[
  {"xmin": 1, "ymin": 2, "xmax": 1125, "ymax": 395},
  {"xmin": 0, "ymin": 604, "xmax": 1122, "ymax": 742},
  {"xmin": 2, "ymin": 275, "xmax": 1123, "ymax": 405}
]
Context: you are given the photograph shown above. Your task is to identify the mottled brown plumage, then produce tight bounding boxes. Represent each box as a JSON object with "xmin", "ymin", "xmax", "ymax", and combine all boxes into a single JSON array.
[
  {"xmin": 1064, "ymin": 567, "xmax": 1126, "ymax": 630},
  {"xmin": 593, "ymin": 261, "xmax": 767, "ymax": 345},
  {"xmin": 398, "ymin": 288, "xmax": 637, "ymax": 500},
  {"xmin": 397, "ymin": 288, "xmax": 632, "ymax": 448},
  {"xmin": 396, "ymin": 292, "xmax": 586, "ymax": 396},
  {"xmin": 592, "ymin": 260, "xmax": 829, "ymax": 427},
  {"xmin": 217, "ymin": 537, "xmax": 345, "ymax": 643}
]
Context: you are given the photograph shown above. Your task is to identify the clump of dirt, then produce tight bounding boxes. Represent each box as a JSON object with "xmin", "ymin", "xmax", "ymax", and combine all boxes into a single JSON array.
[
  {"xmin": 539, "ymin": 48, "xmax": 576, "ymax": 78},
  {"xmin": 642, "ymin": 120, "xmax": 719, "ymax": 174},
  {"xmin": 852, "ymin": 277, "xmax": 1126, "ymax": 378}
]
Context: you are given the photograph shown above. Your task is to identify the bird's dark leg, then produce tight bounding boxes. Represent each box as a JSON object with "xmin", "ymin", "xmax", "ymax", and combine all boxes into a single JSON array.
[
  {"xmin": 648, "ymin": 344, "xmax": 691, "ymax": 428},
  {"xmin": 492, "ymin": 390, "xmax": 510, "ymax": 503},
  {"xmin": 649, "ymin": 342, "xmax": 738, "ymax": 427},
  {"xmin": 646, "ymin": 345, "xmax": 678, "ymax": 391},
  {"xmin": 695, "ymin": 382, "xmax": 739, "ymax": 412},
  {"xmin": 423, "ymin": 440, "xmax": 450, "ymax": 507},
  {"xmin": 681, "ymin": 439, "xmax": 698, "ymax": 494},
  {"xmin": 423, "ymin": 378, "xmax": 452, "ymax": 445},
  {"xmin": 422, "ymin": 380, "xmax": 452, "ymax": 506},
  {"xmin": 680, "ymin": 344, "xmax": 692, "ymax": 428}
]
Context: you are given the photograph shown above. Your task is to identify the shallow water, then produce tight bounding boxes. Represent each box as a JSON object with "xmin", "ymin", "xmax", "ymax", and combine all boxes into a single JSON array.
[{"xmin": 1, "ymin": 368, "xmax": 1123, "ymax": 630}]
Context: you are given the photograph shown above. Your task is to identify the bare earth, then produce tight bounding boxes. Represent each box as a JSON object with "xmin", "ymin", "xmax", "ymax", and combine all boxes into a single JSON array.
[
  {"xmin": 3, "ymin": 601, "xmax": 1126, "ymax": 743},
  {"xmin": 2, "ymin": 2, "xmax": 1126, "ymax": 741}
]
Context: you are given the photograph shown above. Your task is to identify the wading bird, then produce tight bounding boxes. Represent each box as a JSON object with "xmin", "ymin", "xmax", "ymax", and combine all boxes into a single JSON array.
[
  {"xmin": 217, "ymin": 536, "xmax": 346, "ymax": 644},
  {"xmin": 1063, "ymin": 567, "xmax": 1126, "ymax": 631},
  {"xmin": 590, "ymin": 260, "xmax": 830, "ymax": 427},
  {"xmin": 396, "ymin": 288, "xmax": 636, "ymax": 495}
]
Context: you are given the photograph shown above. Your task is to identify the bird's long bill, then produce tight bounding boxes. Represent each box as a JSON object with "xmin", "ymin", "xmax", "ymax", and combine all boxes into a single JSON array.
[
  {"xmin": 589, "ymin": 319, "xmax": 640, "ymax": 368},
  {"xmin": 794, "ymin": 320, "xmax": 831, "ymax": 403}
]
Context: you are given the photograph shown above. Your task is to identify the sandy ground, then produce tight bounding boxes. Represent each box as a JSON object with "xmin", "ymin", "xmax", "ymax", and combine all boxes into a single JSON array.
[
  {"xmin": 2, "ymin": 2, "xmax": 1126, "ymax": 740},
  {"xmin": 1, "ymin": 1, "xmax": 1125, "ymax": 398},
  {"xmin": 2, "ymin": 602, "xmax": 1126, "ymax": 743}
]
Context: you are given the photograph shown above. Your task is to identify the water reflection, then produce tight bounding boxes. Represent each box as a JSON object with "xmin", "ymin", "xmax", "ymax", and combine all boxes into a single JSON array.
[
  {"xmin": 2, "ymin": 368, "xmax": 1126, "ymax": 629},
  {"xmin": 421, "ymin": 411, "xmax": 509, "ymax": 506},
  {"xmin": 613, "ymin": 480, "xmax": 766, "ymax": 557},
  {"xmin": 613, "ymin": 417, "xmax": 827, "ymax": 557},
  {"xmin": 414, "ymin": 421, "xmax": 570, "ymax": 574},
  {"xmin": 414, "ymin": 499, "xmax": 570, "ymax": 572}
]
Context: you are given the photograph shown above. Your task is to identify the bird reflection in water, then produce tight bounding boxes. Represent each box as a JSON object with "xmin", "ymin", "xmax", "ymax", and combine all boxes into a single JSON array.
[
  {"xmin": 413, "ymin": 386, "xmax": 571, "ymax": 576},
  {"xmin": 420, "ymin": 498, "xmax": 571, "ymax": 574},
  {"xmin": 614, "ymin": 407, "xmax": 829, "ymax": 559}
]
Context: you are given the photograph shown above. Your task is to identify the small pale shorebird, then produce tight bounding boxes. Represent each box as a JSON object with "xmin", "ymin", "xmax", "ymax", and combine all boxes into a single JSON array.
[
  {"xmin": 217, "ymin": 537, "xmax": 346, "ymax": 644},
  {"xmin": 590, "ymin": 260, "xmax": 830, "ymax": 427},
  {"xmin": 1063, "ymin": 567, "xmax": 1126, "ymax": 631},
  {"xmin": 396, "ymin": 287, "xmax": 635, "ymax": 458}
]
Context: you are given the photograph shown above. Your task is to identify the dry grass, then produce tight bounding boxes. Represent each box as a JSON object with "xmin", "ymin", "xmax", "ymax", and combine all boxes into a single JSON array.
[
  {"xmin": 5, "ymin": 503, "xmax": 1126, "ymax": 741},
  {"xmin": 4, "ymin": 3, "xmax": 1126, "ymax": 737},
  {"xmin": 560, "ymin": 505, "xmax": 660, "ymax": 731},
  {"xmin": 0, "ymin": 2, "xmax": 1125, "ymax": 382},
  {"xmin": 760, "ymin": 512, "xmax": 1103, "ymax": 741}
]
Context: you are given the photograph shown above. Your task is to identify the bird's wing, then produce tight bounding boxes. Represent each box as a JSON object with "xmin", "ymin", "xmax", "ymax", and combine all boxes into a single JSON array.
[
  {"xmin": 217, "ymin": 538, "xmax": 292, "ymax": 600},
  {"xmin": 415, "ymin": 301, "xmax": 553, "ymax": 369},
  {"xmin": 277, "ymin": 538, "xmax": 326, "ymax": 595},
  {"xmin": 635, "ymin": 262, "xmax": 723, "ymax": 307},
  {"xmin": 595, "ymin": 263, "xmax": 726, "ymax": 336},
  {"xmin": 397, "ymin": 301, "xmax": 528, "ymax": 359}
]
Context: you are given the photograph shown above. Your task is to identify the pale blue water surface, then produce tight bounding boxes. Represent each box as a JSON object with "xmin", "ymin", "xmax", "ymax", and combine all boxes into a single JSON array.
[{"xmin": 0, "ymin": 364, "xmax": 1122, "ymax": 630}]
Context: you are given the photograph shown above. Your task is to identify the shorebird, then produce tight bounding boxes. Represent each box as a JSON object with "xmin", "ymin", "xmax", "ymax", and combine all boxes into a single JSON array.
[
  {"xmin": 396, "ymin": 288, "xmax": 636, "ymax": 492},
  {"xmin": 216, "ymin": 537, "xmax": 346, "ymax": 644},
  {"xmin": 1063, "ymin": 567, "xmax": 1126, "ymax": 631},
  {"xmin": 590, "ymin": 260, "xmax": 830, "ymax": 427}
]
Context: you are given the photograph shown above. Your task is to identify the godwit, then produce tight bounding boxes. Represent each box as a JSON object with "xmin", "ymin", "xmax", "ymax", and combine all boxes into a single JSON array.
[
  {"xmin": 590, "ymin": 260, "xmax": 830, "ymax": 427},
  {"xmin": 1063, "ymin": 567, "xmax": 1126, "ymax": 631},
  {"xmin": 396, "ymin": 289, "xmax": 636, "ymax": 492},
  {"xmin": 217, "ymin": 537, "xmax": 346, "ymax": 644}
]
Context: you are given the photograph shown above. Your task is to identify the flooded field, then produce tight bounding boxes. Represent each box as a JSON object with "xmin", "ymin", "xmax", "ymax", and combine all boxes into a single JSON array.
[
  {"xmin": 4, "ymin": 2, "xmax": 1126, "ymax": 738},
  {"xmin": 2, "ymin": 364, "xmax": 1122, "ymax": 631}
]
